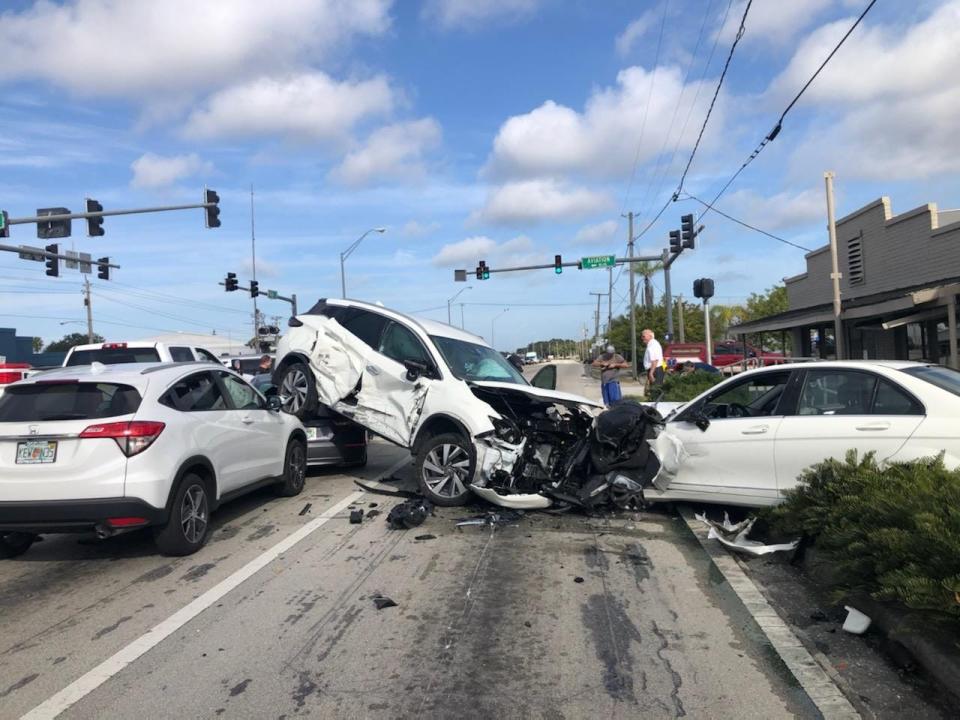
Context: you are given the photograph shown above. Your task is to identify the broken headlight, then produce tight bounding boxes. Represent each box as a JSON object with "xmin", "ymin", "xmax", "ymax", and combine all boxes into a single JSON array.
[{"xmin": 489, "ymin": 416, "xmax": 522, "ymax": 444}]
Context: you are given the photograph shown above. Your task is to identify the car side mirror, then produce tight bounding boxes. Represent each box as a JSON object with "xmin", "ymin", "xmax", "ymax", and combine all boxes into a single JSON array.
[
  {"xmin": 694, "ymin": 411, "xmax": 710, "ymax": 431},
  {"xmin": 403, "ymin": 359, "xmax": 429, "ymax": 381},
  {"xmin": 267, "ymin": 395, "xmax": 283, "ymax": 412}
]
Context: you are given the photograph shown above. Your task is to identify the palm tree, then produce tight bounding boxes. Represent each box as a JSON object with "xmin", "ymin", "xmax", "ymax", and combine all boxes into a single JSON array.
[{"xmin": 631, "ymin": 260, "xmax": 664, "ymax": 309}]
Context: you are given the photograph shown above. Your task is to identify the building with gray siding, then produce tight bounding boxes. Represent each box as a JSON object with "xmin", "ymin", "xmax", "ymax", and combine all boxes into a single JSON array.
[{"xmin": 731, "ymin": 196, "xmax": 960, "ymax": 368}]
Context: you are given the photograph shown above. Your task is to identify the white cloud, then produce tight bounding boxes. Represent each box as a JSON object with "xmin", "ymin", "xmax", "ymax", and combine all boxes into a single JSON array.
[
  {"xmin": 432, "ymin": 236, "xmax": 497, "ymax": 266},
  {"xmin": 330, "ymin": 118, "xmax": 442, "ymax": 186},
  {"xmin": 423, "ymin": 0, "xmax": 541, "ymax": 29},
  {"xmin": 240, "ymin": 257, "xmax": 280, "ymax": 279},
  {"xmin": 401, "ymin": 220, "xmax": 440, "ymax": 237},
  {"xmin": 716, "ymin": 0, "xmax": 833, "ymax": 46},
  {"xmin": 486, "ymin": 65, "xmax": 717, "ymax": 181},
  {"xmin": 720, "ymin": 188, "xmax": 823, "ymax": 231},
  {"xmin": 130, "ymin": 152, "xmax": 212, "ymax": 189},
  {"xmin": 615, "ymin": 9, "xmax": 659, "ymax": 57},
  {"xmin": 0, "ymin": 0, "xmax": 391, "ymax": 100},
  {"xmin": 769, "ymin": 1, "xmax": 960, "ymax": 179},
  {"xmin": 575, "ymin": 219, "xmax": 620, "ymax": 245},
  {"xmin": 473, "ymin": 179, "xmax": 612, "ymax": 225},
  {"xmin": 183, "ymin": 73, "xmax": 394, "ymax": 142}
]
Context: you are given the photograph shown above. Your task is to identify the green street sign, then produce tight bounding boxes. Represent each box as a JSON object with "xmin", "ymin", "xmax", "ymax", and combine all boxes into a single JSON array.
[
  {"xmin": 580, "ymin": 254, "xmax": 615, "ymax": 269},
  {"xmin": 267, "ymin": 289, "xmax": 278, "ymax": 299}
]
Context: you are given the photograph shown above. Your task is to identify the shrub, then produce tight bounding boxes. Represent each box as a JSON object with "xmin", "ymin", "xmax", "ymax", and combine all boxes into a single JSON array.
[
  {"xmin": 764, "ymin": 451, "xmax": 960, "ymax": 618},
  {"xmin": 652, "ymin": 370, "xmax": 725, "ymax": 401}
]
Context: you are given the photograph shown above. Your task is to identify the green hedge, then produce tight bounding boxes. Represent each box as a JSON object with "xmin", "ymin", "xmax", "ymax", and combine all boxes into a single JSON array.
[
  {"xmin": 764, "ymin": 451, "xmax": 960, "ymax": 618},
  {"xmin": 651, "ymin": 370, "xmax": 725, "ymax": 401}
]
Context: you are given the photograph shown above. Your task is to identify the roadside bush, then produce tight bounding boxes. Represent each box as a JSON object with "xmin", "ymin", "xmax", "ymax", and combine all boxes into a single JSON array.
[
  {"xmin": 765, "ymin": 451, "xmax": 960, "ymax": 618},
  {"xmin": 652, "ymin": 371, "xmax": 725, "ymax": 401}
]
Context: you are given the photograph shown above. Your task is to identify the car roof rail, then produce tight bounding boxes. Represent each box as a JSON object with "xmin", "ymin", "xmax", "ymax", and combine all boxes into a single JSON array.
[{"xmin": 140, "ymin": 361, "xmax": 214, "ymax": 375}]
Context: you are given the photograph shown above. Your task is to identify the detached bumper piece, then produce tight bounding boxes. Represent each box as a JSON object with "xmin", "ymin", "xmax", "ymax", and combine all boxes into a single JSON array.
[{"xmin": 0, "ymin": 498, "xmax": 166, "ymax": 535}]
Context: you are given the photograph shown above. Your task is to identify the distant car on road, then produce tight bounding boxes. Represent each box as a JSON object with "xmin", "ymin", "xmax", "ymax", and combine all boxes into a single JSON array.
[
  {"xmin": 665, "ymin": 341, "xmax": 783, "ymax": 370},
  {"xmin": 63, "ymin": 341, "xmax": 221, "ymax": 367},
  {"xmin": 523, "ymin": 352, "xmax": 539, "ymax": 365},
  {"xmin": 0, "ymin": 362, "xmax": 306, "ymax": 557}
]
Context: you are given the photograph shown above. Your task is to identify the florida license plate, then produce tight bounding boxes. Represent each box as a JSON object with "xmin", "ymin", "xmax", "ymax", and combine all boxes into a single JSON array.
[{"xmin": 16, "ymin": 440, "xmax": 58, "ymax": 465}]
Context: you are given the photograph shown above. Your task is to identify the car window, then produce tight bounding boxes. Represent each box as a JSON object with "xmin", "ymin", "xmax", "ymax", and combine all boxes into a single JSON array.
[
  {"xmin": 431, "ymin": 335, "xmax": 527, "ymax": 384},
  {"xmin": 380, "ymin": 322, "xmax": 431, "ymax": 366},
  {"xmin": 873, "ymin": 378, "xmax": 923, "ymax": 415},
  {"xmin": 902, "ymin": 365, "xmax": 960, "ymax": 397},
  {"xmin": 701, "ymin": 371, "xmax": 790, "ymax": 419},
  {"xmin": 161, "ymin": 372, "xmax": 226, "ymax": 411},
  {"xmin": 220, "ymin": 373, "xmax": 264, "ymax": 410},
  {"xmin": 339, "ymin": 309, "xmax": 389, "ymax": 349},
  {"xmin": 0, "ymin": 382, "xmax": 141, "ymax": 421},
  {"xmin": 169, "ymin": 346, "xmax": 194, "ymax": 362},
  {"xmin": 65, "ymin": 347, "xmax": 161, "ymax": 365},
  {"xmin": 196, "ymin": 348, "xmax": 220, "ymax": 363},
  {"xmin": 798, "ymin": 370, "xmax": 878, "ymax": 415}
]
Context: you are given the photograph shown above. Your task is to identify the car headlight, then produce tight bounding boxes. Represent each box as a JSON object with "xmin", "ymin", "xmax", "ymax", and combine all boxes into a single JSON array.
[{"xmin": 489, "ymin": 416, "xmax": 522, "ymax": 444}]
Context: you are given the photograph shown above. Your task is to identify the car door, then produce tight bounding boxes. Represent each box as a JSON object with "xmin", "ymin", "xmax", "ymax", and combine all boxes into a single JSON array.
[
  {"xmin": 774, "ymin": 368, "xmax": 925, "ymax": 496},
  {"xmin": 216, "ymin": 371, "xmax": 286, "ymax": 483},
  {"xmin": 159, "ymin": 371, "xmax": 245, "ymax": 494},
  {"xmin": 664, "ymin": 369, "xmax": 792, "ymax": 505}
]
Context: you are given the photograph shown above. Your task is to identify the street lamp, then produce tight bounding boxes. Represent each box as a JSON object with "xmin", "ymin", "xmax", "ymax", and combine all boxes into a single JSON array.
[
  {"xmin": 491, "ymin": 308, "xmax": 509, "ymax": 349},
  {"xmin": 447, "ymin": 286, "xmax": 472, "ymax": 324},
  {"xmin": 340, "ymin": 227, "xmax": 386, "ymax": 298}
]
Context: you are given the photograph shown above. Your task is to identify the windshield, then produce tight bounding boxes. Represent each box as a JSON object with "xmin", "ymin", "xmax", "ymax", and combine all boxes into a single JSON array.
[
  {"xmin": 0, "ymin": 382, "xmax": 142, "ymax": 422},
  {"xmin": 902, "ymin": 365, "xmax": 960, "ymax": 397},
  {"xmin": 66, "ymin": 348, "xmax": 161, "ymax": 366},
  {"xmin": 431, "ymin": 336, "xmax": 528, "ymax": 384}
]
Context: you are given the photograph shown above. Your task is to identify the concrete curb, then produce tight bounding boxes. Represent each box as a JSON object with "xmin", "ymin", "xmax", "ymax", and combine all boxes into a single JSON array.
[{"xmin": 678, "ymin": 506, "xmax": 861, "ymax": 720}]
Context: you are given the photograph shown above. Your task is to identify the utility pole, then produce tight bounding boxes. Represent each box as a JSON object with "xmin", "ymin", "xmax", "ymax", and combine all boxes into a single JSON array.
[
  {"xmin": 459, "ymin": 303, "xmax": 465, "ymax": 330},
  {"xmin": 677, "ymin": 294, "xmax": 686, "ymax": 342},
  {"xmin": 83, "ymin": 276, "xmax": 94, "ymax": 342},
  {"xmin": 250, "ymin": 186, "xmax": 259, "ymax": 342},
  {"xmin": 627, "ymin": 211, "xmax": 637, "ymax": 379},
  {"xmin": 824, "ymin": 171, "xmax": 844, "ymax": 360},
  {"xmin": 607, "ymin": 266, "xmax": 613, "ymax": 333},
  {"xmin": 703, "ymin": 299, "xmax": 713, "ymax": 365},
  {"xmin": 589, "ymin": 291, "xmax": 607, "ymax": 346}
]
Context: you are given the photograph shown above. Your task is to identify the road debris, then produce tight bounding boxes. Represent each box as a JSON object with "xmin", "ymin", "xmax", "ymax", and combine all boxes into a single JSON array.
[
  {"xmin": 386, "ymin": 497, "xmax": 433, "ymax": 530},
  {"xmin": 696, "ymin": 512, "xmax": 799, "ymax": 556},
  {"xmin": 414, "ymin": 534, "xmax": 436, "ymax": 541},
  {"xmin": 349, "ymin": 509, "xmax": 364, "ymax": 524},
  {"xmin": 574, "ymin": 576, "xmax": 584, "ymax": 583},
  {"xmin": 842, "ymin": 606, "xmax": 872, "ymax": 634},
  {"xmin": 455, "ymin": 510, "xmax": 524, "ymax": 528},
  {"xmin": 372, "ymin": 594, "xmax": 398, "ymax": 610},
  {"xmin": 298, "ymin": 503, "xmax": 312, "ymax": 516}
]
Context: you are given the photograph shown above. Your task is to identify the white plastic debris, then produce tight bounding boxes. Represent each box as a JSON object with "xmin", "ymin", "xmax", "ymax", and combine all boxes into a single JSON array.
[
  {"xmin": 696, "ymin": 512, "xmax": 800, "ymax": 556},
  {"xmin": 842, "ymin": 606, "xmax": 872, "ymax": 634}
]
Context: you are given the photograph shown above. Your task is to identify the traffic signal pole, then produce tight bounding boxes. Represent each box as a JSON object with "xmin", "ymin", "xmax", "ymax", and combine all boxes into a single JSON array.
[
  {"xmin": 628, "ymin": 211, "xmax": 637, "ymax": 381},
  {"xmin": 84, "ymin": 277, "xmax": 94, "ymax": 343}
]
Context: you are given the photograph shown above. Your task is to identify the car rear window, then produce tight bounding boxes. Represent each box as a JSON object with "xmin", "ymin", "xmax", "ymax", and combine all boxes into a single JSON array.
[
  {"xmin": 902, "ymin": 365, "xmax": 960, "ymax": 397},
  {"xmin": 65, "ymin": 348, "xmax": 161, "ymax": 366},
  {"xmin": 0, "ymin": 382, "xmax": 142, "ymax": 422}
]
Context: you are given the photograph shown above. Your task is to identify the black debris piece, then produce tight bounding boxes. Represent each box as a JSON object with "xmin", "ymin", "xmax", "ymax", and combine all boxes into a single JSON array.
[
  {"xmin": 349, "ymin": 509, "xmax": 364, "ymax": 524},
  {"xmin": 368, "ymin": 502, "xmax": 379, "ymax": 508},
  {"xmin": 298, "ymin": 503, "xmax": 312, "ymax": 516},
  {"xmin": 387, "ymin": 497, "xmax": 434, "ymax": 530},
  {"xmin": 573, "ymin": 576, "xmax": 585, "ymax": 583},
  {"xmin": 524, "ymin": 621, "xmax": 532, "ymax": 628},
  {"xmin": 809, "ymin": 610, "xmax": 828, "ymax": 622},
  {"xmin": 414, "ymin": 534, "xmax": 436, "ymax": 541},
  {"xmin": 366, "ymin": 509, "xmax": 381, "ymax": 519},
  {"xmin": 372, "ymin": 594, "xmax": 398, "ymax": 610}
]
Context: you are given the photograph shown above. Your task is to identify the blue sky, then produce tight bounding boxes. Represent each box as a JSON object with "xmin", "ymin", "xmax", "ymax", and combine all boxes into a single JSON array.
[{"xmin": 1, "ymin": 0, "xmax": 958, "ymax": 352}]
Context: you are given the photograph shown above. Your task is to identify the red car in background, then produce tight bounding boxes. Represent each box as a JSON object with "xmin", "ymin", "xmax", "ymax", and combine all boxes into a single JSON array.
[
  {"xmin": 665, "ymin": 341, "xmax": 784, "ymax": 370},
  {"xmin": 0, "ymin": 363, "xmax": 32, "ymax": 396}
]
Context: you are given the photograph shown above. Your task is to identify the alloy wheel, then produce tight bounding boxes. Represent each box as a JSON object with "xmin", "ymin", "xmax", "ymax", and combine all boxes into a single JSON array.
[
  {"xmin": 289, "ymin": 443, "xmax": 306, "ymax": 492},
  {"xmin": 281, "ymin": 368, "xmax": 309, "ymax": 413},
  {"xmin": 180, "ymin": 484, "xmax": 208, "ymax": 545},
  {"xmin": 421, "ymin": 444, "xmax": 470, "ymax": 499}
]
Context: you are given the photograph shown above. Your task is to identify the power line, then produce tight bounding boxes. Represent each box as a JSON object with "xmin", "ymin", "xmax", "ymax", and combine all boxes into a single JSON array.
[
  {"xmin": 681, "ymin": 193, "xmax": 813, "ymax": 251},
  {"xmin": 694, "ymin": 0, "xmax": 878, "ymax": 223},
  {"xmin": 673, "ymin": 0, "xmax": 753, "ymax": 200},
  {"xmin": 621, "ymin": 0, "xmax": 671, "ymax": 213}
]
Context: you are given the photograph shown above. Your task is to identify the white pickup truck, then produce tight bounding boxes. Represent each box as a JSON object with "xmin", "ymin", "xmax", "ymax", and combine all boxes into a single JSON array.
[{"xmin": 63, "ymin": 341, "xmax": 221, "ymax": 366}]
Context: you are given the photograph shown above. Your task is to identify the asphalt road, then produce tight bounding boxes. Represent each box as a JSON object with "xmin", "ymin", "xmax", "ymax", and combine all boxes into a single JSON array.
[{"xmin": 1, "ymin": 362, "xmax": 822, "ymax": 719}]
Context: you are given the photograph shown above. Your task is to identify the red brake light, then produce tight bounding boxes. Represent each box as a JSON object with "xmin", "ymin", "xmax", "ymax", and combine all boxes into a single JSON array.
[
  {"xmin": 106, "ymin": 517, "xmax": 149, "ymax": 528},
  {"xmin": 0, "ymin": 372, "xmax": 24, "ymax": 384},
  {"xmin": 102, "ymin": 343, "xmax": 128, "ymax": 349},
  {"xmin": 80, "ymin": 421, "xmax": 165, "ymax": 457}
]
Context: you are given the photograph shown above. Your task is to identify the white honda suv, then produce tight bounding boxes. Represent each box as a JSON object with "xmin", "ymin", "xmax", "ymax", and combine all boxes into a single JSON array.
[{"xmin": 0, "ymin": 362, "xmax": 306, "ymax": 558}]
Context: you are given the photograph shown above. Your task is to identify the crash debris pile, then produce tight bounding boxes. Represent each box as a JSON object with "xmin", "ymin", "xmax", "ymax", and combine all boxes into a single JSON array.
[{"xmin": 696, "ymin": 512, "xmax": 799, "ymax": 556}]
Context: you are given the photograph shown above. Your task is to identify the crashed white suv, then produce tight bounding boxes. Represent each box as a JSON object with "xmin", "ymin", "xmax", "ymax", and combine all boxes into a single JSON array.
[{"xmin": 274, "ymin": 299, "xmax": 659, "ymax": 509}]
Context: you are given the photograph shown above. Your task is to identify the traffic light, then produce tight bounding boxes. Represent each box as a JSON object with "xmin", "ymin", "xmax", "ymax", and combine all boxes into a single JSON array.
[
  {"xmin": 45, "ymin": 244, "xmax": 59, "ymax": 277},
  {"xmin": 477, "ymin": 260, "xmax": 490, "ymax": 280},
  {"xmin": 554, "ymin": 254, "xmax": 562, "ymax": 274},
  {"xmin": 204, "ymin": 189, "xmax": 221, "ymax": 228},
  {"xmin": 669, "ymin": 230, "xmax": 681, "ymax": 254},
  {"xmin": 86, "ymin": 198, "xmax": 105, "ymax": 236},
  {"xmin": 249, "ymin": 280, "xmax": 259, "ymax": 298},
  {"xmin": 97, "ymin": 257, "xmax": 110, "ymax": 281},
  {"xmin": 225, "ymin": 272, "xmax": 238, "ymax": 291},
  {"xmin": 0, "ymin": 210, "xmax": 8, "ymax": 239},
  {"xmin": 680, "ymin": 213, "xmax": 695, "ymax": 246},
  {"xmin": 693, "ymin": 277, "xmax": 714, "ymax": 300}
]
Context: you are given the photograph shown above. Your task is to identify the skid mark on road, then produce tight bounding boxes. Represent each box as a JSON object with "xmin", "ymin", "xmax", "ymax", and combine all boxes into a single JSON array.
[
  {"xmin": 0, "ymin": 673, "xmax": 39, "ymax": 699},
  {"xmin": 91, "ymin": 616, "xmax": 132, "ymax": 641}
]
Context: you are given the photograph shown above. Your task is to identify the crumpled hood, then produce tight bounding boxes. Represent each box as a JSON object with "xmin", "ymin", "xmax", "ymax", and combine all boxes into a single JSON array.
[{"xmin": 470, "ymin": 380, "xmax": 602, "ymax": 409}]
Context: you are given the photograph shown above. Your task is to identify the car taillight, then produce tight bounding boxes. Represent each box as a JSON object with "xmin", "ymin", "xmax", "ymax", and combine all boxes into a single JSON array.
[
  {"xmin": 0, "ymin": 372, "xmax": 23, "ymax": 384},
  {"xmin": 80, "ymin": 421, "xmax": 165, "ymax": 457},
  {"xmin": 102, "ymin": 343, "xmax": 128, "ymax": 349}
]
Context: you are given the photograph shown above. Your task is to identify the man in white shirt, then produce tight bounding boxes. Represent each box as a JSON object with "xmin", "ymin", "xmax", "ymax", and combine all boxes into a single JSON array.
[{"xmin": 642, "ymin": 328, "xmax": 665, "ymax": 389}]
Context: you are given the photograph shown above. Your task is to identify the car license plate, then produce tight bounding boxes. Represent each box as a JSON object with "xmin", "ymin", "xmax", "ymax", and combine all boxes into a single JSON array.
[{"xmin": 16, "ymin": 440, "xmax": 58, "ymax": 465}]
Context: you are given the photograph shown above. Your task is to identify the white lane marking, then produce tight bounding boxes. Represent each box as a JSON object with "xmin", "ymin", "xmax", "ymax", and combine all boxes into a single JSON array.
[{"xmin": 21, "ymin": 490, "xmax": 366, "ymax": 720}]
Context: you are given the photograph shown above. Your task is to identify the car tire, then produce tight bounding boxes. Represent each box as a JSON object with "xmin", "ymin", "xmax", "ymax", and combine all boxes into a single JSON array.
[
  {"xmin": 277, "ymin": 361, "xmax": 318, "ymax": 420},
  {"xmin": 0, "ymin": 532, "xmax": 36, "ymax": 559},
  {"xmin": 415, "ymin": 433, "xmax": 474, "ymax": 507},
  {"xmin": 275, "ymin": 438, "xmax": 308, "ymax": 497},
  {"xmin": 153, "ymin": 474, "xmax": 211, "ymax": 556}
]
